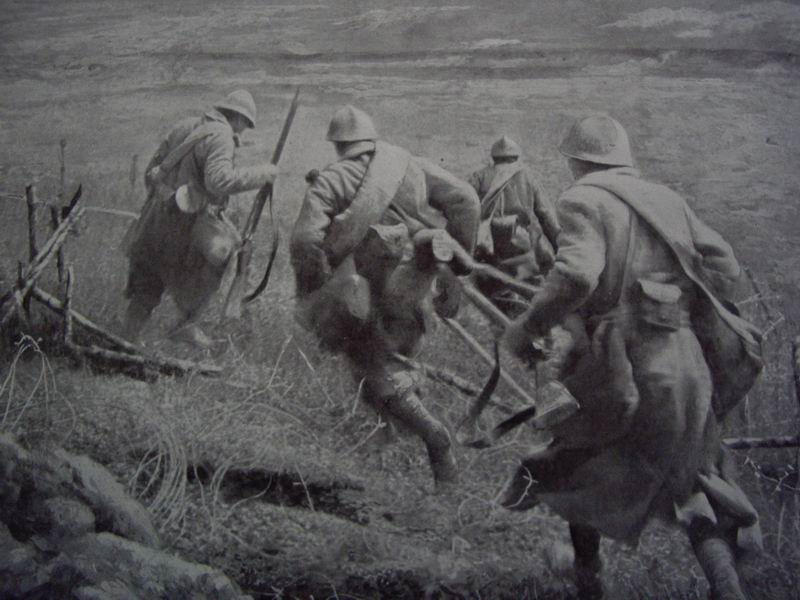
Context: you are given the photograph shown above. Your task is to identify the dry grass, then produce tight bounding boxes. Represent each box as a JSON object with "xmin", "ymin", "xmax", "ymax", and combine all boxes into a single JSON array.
[
  {"xmin": 2, "ymin": 148, "xmax": 799, "ymax": 599},
  {"xmin": 2, "ymin": 8, "xmax": 800, "ymax": 592}
]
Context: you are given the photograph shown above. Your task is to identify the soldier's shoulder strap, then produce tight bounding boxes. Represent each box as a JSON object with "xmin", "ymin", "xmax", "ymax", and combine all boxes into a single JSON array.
[
  {"xmin": 324, "ymin": 141, "xmax": 411, "ymax": 262},
  {"xmin": 480, "ymin": 162, "xmax": 525, "ymax": 218},
  {"xmin": 156, "ymin": 120, "xmax": 220, "ymax": 176}
]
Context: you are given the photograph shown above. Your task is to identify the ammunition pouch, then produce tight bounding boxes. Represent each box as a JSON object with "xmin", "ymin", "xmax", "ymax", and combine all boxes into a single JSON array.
[{"xmin": 635, "ymin": 278, "xmax": 686, "ymax": 332}]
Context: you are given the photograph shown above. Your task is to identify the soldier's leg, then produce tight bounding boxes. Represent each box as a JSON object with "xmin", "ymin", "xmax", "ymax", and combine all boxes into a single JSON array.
[
  {"xmin": 361, "ymin": 359, "xmax": 458, "ymax": 487},
  {"xmin": 689, "ymin": 518, "xmax": 748, "ymax": 600},
  {"xmin": 569, "ymin": 522, "xmax": 604, "ymax": 600},
  {"xmin": 122, "ymin": 260, "xmax": 165, "ymax": 343}
]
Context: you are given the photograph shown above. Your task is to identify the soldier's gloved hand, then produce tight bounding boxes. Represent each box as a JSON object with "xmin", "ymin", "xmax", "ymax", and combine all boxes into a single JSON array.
[
  {"xmin": 260, "ymin": 163, "xmax": 281, "ymax": 185},
  {"xmin": 502, "ymin": 313, "xmax": 547, "ymax": 365}
]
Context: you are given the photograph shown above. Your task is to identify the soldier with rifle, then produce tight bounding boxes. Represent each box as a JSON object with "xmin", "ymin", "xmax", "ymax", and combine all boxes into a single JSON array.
[
  {"xmin": 469, "ymin": 135, "xmax": 559, "ymax": 313},
  {"xmin": 122, "ymin": 89, "xmax": 279, "ymax": 347},
  {"xmin": 290, "ymin": 105, "xmax": 480, "ymax": 489},
  {"xmin": 501, "ymin": 115, "xmax": 763, "ymax": 600}
]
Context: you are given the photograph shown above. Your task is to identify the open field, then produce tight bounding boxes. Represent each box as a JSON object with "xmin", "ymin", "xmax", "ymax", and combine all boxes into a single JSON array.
[{"xmin": 2, "ymin": 1, "xmax": 800, "ymax": 598}]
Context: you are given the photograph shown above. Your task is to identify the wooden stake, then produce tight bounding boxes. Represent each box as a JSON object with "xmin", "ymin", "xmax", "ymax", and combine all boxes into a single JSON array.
[
  {"xmin": 15, "ymin": 261, "xmax": 31, "ymax": 327},
  {"xmin": 31, "ymin": 286, "xmax": 137, "ymax": 353},
  {"xmin": 792, "ymin": 336, "xmax": 800, "ymax": 410},
  {"xmin": 25, "ymin": 185, "xmax": 38, "ymax": 261},
  {"xmin": 65, "ymin": 341, "xmax": 222, "ymax": 378},
  {"xmin": 30, "ymin": 286, "xmax": 222, "ymax": 377},
  {"xmin": 441, "ymin": 316, "xmax": 537, "ymax": 406},
  {"xmin": 58, "ymin": 139, "xmax": 66, "ymax": 201},
  {"xmin": 0, "ymin": 204, "xmax": 84, "ymax": 328},
  {"xmin": 391, "ymin": 351, "xmax": 515, "ymax": 414},
  {"xmin": 62, "ymin": 267, "xmax": 74, "ymax": 343}
]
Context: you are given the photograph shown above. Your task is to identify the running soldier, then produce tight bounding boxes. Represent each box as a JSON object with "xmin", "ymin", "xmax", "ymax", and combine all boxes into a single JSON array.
[
  {"xmin": 290, "ymin": 105, "xmax": 479, "ymax": 488},
  {"xmin": 469, "ymin": 135, "xmax": 559, "ymax": 310},
  {"xmin": 122, "ymin": 89, "xmax": 279, "ymax": 347},
  {"xmin": 502, "ymin": 116, "xmax": 763, "ymax": 600}
]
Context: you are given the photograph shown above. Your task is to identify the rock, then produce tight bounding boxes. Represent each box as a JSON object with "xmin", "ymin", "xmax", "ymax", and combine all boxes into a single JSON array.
[
  {"xmin": 55, "ymin": 448, "xmax": 160, "ymax": 548},
  {"xmin": 0, "ymin": 522, "xmax": 53, "ymax": 597},
  {"xmin": 61, "ymin": 532, "xmax": 252, "ymax": 600},
  {"xmin": 0, "ymin": 432, "xmax": 250, "ymax": 600},
  {"xmin": 39, "ymin": 497, "xmax": 96, "ymax": 548},
  {"xmin": 74, "ymin": 581, "xmax": 142, "ymax": 600}
]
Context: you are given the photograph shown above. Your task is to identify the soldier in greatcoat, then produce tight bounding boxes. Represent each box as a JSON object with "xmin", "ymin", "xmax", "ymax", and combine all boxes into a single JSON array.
[
  {"xmin": 469, "ymin": 136, "xmax": 559, "ymax": 309},
  {"xmin": 290, "ymin": 105, "xmax": 480, "ymax": 488},
  {"xmin": 501, "ymin": 115, "xmax": 763, "ymax": 600},
  {"xmin": 122, "ymin": 89, "xmax": 279, "ymax": 347}
]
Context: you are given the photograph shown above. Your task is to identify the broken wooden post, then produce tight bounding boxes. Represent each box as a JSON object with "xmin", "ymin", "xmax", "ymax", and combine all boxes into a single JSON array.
[
  {"xmin": 391, "ymin": 351, "xmax": 514, "ymax": 414},
  {"xmin": 792, "ymin": 336, "xmax": 800, "ymax": 409},
  {"xmin": 30, "ymin": 286, "xmax": 222, "ymax": 377},
  {"xmin": 52, "ymin": 140, "xmax": 68, "ymax": 283},
  {"xmin": 15, "ymin": 261, "xmax": 31, "ymax": 327},
  {"xmin": 62, "ymin": 267, "xmax": 74, "ymax": 343},
  {"xmin": 65, "ymin": 342, "xmax": 222, "ymax": 378},
  {"xmin": 25, "ymin": 185, "xmax": 38, "ymax": 261},
  {"xmin": 0, "ymin": 203, "xmax": 85, "ymax": 328},
  {"xmin": 32, "ymin": 285, "xmax": 138, "ymax": 354}
]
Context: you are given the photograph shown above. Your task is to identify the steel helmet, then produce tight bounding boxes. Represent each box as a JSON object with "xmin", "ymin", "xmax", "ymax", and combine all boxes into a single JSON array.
[
  {"xmin": 558, "ymin": 115, "xmax": 633, "ymax": 167},
  {"xmin": 490, "ymin": 135, "xmax": 521, "ymax": 158},
  {"xmin": 214, "ymin": 89, "xmax": 257, "ymax": 128},
  {"xmin": 326, "ymin": 105, "xmax": 378, "ymax": 142}
]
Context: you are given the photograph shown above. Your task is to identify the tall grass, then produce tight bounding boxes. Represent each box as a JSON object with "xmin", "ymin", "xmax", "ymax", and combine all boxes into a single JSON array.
[{"xmin": 1, "ymin": 151, "xmax": 799, "ymax": 598}]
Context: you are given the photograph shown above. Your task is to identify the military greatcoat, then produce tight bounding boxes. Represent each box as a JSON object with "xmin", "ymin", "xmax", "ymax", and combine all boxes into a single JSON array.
[
  {"xmin": 501, "ymin": 167, "xmax": 762, "ymax": 550},
  {"xmin": 469, "ymin": 161, "xmax": 559, "ymax": 273},
  {"xmin": 125, "ymin": 109, "xmax": 272, "ymax": 317}
]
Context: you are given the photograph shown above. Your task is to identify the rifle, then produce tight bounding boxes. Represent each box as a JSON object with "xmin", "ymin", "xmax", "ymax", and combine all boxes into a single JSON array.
[{"xmin": 222, "ymin": 89, "xmax": 300, "ymax": 320}]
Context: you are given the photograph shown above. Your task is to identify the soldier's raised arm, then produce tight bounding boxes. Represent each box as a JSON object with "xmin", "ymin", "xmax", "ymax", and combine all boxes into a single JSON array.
[{"xmin": 201, "ymin": 127, "xmax": 278, "ymax": 201}]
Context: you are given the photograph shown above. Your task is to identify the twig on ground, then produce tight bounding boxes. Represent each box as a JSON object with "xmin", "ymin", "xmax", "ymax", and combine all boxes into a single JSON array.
[
  {"xmin": 295, "ymin": 468, "xmax": 315, "ymax": 511},
  {"xmin": 724, "ymin": 435, "xmax": 800, "ymax": 450},
  {"xmin": 268, "ymin": 334, "xmax": 293, "ymax": 387}
]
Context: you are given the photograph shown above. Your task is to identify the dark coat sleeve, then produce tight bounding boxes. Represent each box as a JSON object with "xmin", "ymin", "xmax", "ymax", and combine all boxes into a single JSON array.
[{"xmin": 522, "ymin": 191, "xmax": 606, "ymax": 333}]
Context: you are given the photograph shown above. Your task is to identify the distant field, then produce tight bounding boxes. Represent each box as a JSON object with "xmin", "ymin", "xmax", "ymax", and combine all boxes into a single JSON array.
[{"xmin": 2, "ymin": 2, "xmax": 799, "ymax": 598}]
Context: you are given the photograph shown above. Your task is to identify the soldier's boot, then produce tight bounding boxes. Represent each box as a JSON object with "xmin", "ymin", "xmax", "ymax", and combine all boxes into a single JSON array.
[
  {"xmin": 570, "ymin": 523, "xmax": 604, "ymax": 600},
  {"xmin": 168, "ymin": 312, "xmax": 213, "ymax": 349},
  {"xmin": 383, "ymin": 391, "xmax": 458, "ymax": 487},
  {"xmin": 121, "ymin": 300, "xmax": 153, "ymax": 344},
  {"xmin": 690, "ymin": 520, "xmax": 748, "ymax": 600}
]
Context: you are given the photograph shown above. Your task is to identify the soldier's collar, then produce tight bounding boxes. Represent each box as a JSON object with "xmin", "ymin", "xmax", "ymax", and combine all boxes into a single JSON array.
[
  {"xmin": 204, "ymin": 109, "xmax": 231, "ymax": 126},
  {"xmin": 576, "ymin": 166, "xmax": 639, "ymax": 184},
  {"xmin": 339, "ymin": 140, "xmax": 376, "ymax": 160}
]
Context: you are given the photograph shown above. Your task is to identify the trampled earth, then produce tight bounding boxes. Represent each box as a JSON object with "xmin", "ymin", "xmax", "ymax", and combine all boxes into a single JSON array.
[{"xmin": 1, "ymin": 1, "xmax": 799, "ymax": 599}]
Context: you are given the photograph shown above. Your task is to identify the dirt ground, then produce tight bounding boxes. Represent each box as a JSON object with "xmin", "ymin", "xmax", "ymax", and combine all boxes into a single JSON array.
[{"xmin": 2, "ymin": 1, "xmax": 800, "ymax": 599}]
